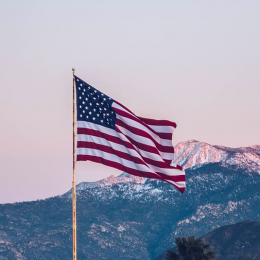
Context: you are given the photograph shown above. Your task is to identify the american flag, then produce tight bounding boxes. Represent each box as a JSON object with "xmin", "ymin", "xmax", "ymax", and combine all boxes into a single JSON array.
[{"xmin": 75, "ymin": 76, "xmax": 185, "ymax": 193}]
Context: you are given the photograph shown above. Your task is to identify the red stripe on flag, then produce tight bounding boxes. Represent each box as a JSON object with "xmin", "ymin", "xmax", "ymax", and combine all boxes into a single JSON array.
[{"xmin": 138, "ymin": 116, "xmax": 177, "ymax": 128}]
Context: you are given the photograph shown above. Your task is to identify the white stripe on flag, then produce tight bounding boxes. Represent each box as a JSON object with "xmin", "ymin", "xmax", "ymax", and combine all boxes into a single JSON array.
[{"xmin": 145, "ymin": 124, "xmax": 175, "ymax": 133}]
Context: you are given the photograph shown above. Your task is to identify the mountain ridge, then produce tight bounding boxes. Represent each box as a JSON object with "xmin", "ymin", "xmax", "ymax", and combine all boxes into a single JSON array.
[
  {"xmin": 1, "ymin": 162, "xmax": 260, "ymax": 259},
  {"xmin": 1, "ymin": 140, "xmax": 260, "ymax": 259},
  {"xmin": 173, "ymin": 140, "xmax": 260, "ymax": 173}
]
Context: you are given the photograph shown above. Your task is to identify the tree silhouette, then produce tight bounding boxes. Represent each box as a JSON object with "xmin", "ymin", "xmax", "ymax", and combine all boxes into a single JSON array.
[
  {"xmin": 165, "ymin": 250, "xmax": 179, "ymax": 260},
  {"xmin": 165, "ymin": 236, "xmax": 217, "ymax": 260}
]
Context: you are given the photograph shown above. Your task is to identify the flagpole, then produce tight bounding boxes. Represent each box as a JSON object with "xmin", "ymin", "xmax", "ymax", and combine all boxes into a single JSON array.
[{"xmin": 72, "ymin": 68, "xmax": 77, "ymax": 260}]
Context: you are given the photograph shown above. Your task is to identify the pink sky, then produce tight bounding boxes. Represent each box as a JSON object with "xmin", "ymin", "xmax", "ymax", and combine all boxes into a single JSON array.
[{"xmin": 0, "ymin": 1, "xmax": 259, "ymax": 203}]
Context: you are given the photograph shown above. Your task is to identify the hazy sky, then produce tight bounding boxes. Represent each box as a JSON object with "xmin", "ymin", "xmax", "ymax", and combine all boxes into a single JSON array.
[{"xmin": 0, "ymin": 1, "xmax": 259, "ymax": 203}]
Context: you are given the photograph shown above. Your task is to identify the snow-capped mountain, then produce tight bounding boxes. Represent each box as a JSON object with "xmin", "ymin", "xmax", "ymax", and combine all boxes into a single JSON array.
[
  {"xmin": 1, "ymin": 140, "xmax": 260, "ymax": 260},
  {"xmin": 173, "ymin": 140, "xmax": 260, "ymax": 173}
]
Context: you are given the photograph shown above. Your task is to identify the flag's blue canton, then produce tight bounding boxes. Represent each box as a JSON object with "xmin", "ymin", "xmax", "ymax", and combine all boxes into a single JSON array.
[{"xmin": 75, "ymin": 76, "xmax": 116, "ymax": 129}]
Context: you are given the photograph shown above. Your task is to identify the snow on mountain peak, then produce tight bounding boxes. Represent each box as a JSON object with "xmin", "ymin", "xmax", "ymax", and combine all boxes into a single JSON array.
[
  {"xmin": 173, "ymin": 140, "xmax": 260, "ymax": 173},
  {"xmin": 173, "ymin": 140, "xmax": 227, "ymax": 169},
  {"xmin": 76, "ymin": 172, "xmax": 145, "ymax": 191},
  {"xmin": 96, "ymin": 173, "xmax": 145, "ymax": 186}
]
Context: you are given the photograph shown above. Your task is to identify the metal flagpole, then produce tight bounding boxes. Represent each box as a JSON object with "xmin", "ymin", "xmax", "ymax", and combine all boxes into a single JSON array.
[{"xmin": 72, "ymin": 68, "xmax": 77, "ymax": 260}]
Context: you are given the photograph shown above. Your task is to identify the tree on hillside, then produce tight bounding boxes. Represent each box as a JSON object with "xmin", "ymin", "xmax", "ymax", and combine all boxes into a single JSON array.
[{"xmin": 165, "ymin": 236, "xmax": 217, "ymax": 260}]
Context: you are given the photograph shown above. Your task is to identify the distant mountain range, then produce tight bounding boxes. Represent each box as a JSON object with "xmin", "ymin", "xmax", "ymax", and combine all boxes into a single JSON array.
[
  {"xmin": 174, "ymin": 139, "xmax": 260, "ymax": 172},
  {"xmin": 0, "ymin": 140, "xmax": 259, "ymax": 259}
]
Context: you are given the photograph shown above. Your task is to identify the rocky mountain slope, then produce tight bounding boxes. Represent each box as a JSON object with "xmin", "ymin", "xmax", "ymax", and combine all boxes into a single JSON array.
[
  {"xmin": 173, "ymin": 139, "xmax": 260, "ymax": 173},
  {"xmin": 0, "ymin": 141, "xmax": 259, "ymax": 259}
]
